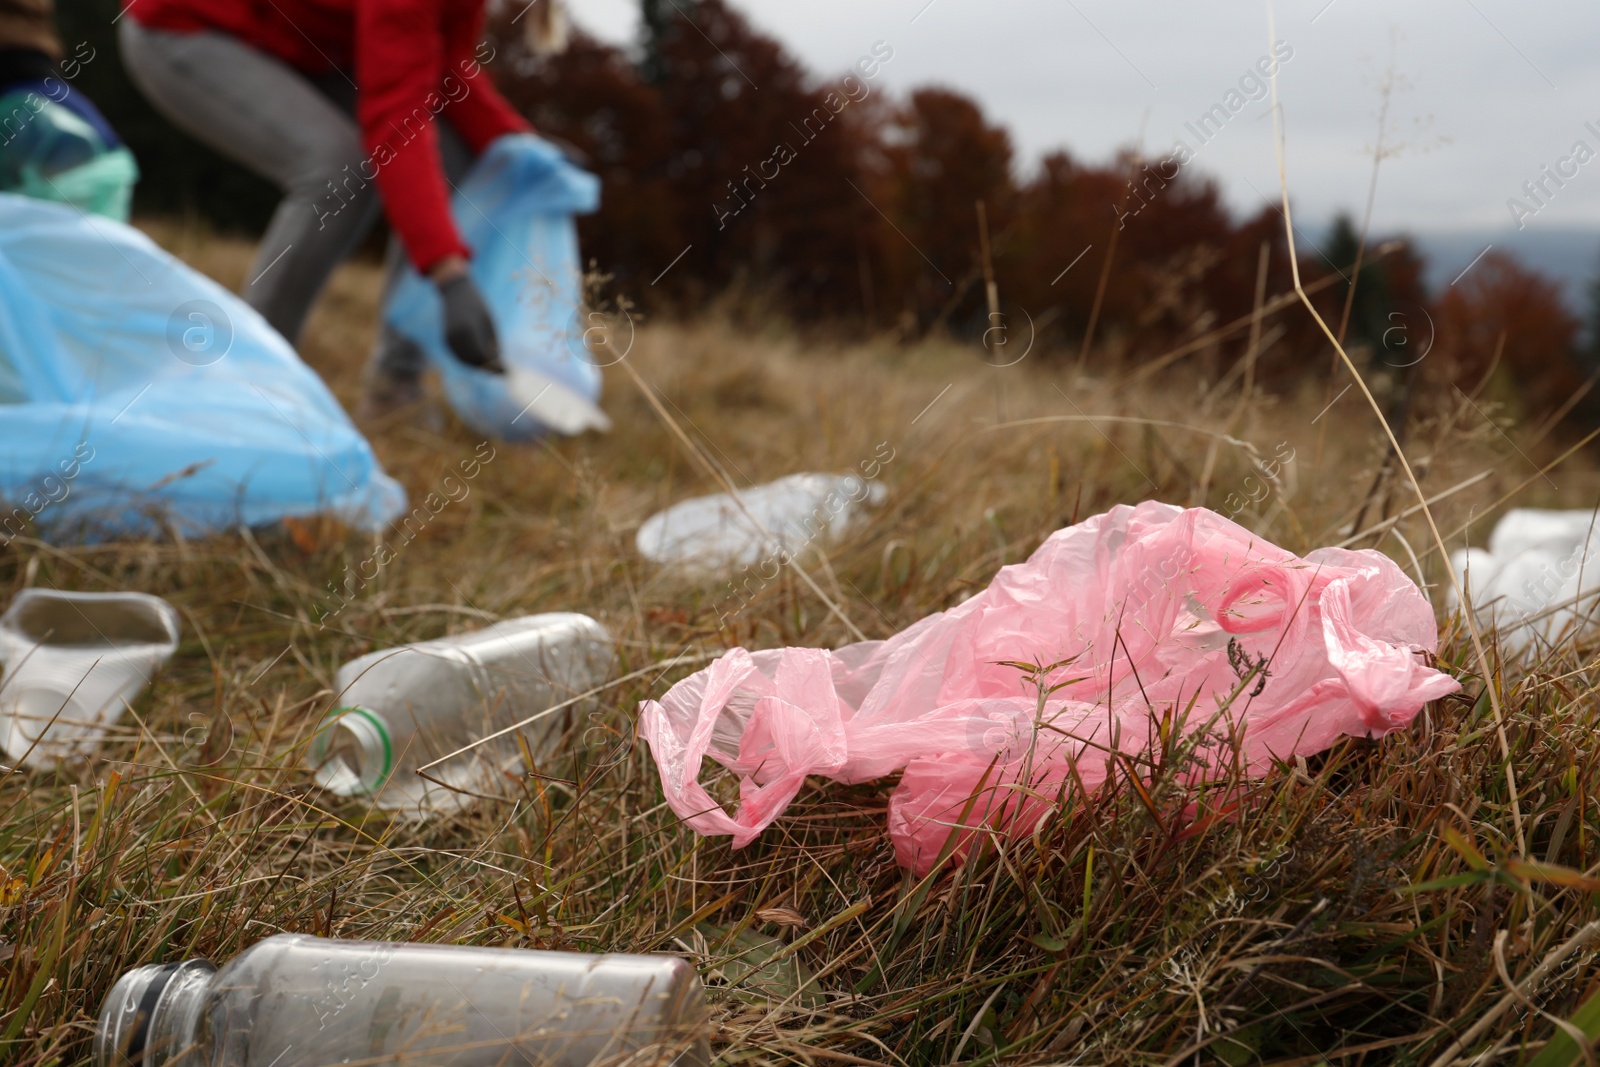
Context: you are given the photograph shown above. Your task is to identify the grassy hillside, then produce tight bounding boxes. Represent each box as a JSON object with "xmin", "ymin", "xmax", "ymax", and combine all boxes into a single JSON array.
[{"xmin": 3, "ymin": 222, "xmax": 1600, "ymax": 1065}]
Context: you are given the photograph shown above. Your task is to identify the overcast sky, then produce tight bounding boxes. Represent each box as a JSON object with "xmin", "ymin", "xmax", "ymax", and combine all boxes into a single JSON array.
[{"xmin": 567, "ymin": 0, "xmax": 1600, "ymax": 241}]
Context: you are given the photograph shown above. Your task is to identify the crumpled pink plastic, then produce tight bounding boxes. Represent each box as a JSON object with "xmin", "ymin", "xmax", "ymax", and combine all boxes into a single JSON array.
[{"xmin": 639, "ymin": 502, "xmax": 1460, "ymax": 874}]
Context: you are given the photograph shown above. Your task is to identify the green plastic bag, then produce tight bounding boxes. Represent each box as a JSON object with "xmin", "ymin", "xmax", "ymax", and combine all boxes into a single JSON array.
[{"xmin": 0, "ymin": 89, "xmax": 138, "ymax": 221}]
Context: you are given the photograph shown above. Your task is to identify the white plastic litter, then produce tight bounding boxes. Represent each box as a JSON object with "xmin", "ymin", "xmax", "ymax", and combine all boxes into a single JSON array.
[
  {"xmin": 636, "ymin": 472, "xmax": 888, "ymax": 570},
  {"xmin": 506, "ymin": 365, "xmax": 612, "ymax": 435},
  {"xmin": 1450, "ymin": 507, "xmax": 1600, "ymax": 654},
  {"xmin": 0, "ymin": 589, "xmax": 180, "ymax": 766}
]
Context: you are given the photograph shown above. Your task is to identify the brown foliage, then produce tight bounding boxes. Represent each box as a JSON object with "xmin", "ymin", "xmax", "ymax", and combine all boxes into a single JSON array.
[
  {"xmin": 874, "ymin": 88, "xmax": 1015, "ymax": 326},
  {"xmin": 491, "ymin": 2, "xmax": 878, "ymax": 314},
  {"xmin": 486, "ymin": 0, "xmax": 1581, "ymax": 412},
  {"xmin": 487, "ymin": 2, "xmax": 1284, "ymax": 348},
  {"xmin": 1433, "ymin": 251, "xmax": 1583, "ymax": 410}
]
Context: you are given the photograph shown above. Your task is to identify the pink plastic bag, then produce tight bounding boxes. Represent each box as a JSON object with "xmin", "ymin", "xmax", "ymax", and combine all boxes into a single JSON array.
[{"xmin": 639, "ymin": 502, "xmax": 1459, "ymax": 874}]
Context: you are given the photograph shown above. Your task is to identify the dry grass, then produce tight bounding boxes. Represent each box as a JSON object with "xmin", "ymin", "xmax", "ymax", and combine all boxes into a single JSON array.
[{"xmin": 4, "ymin": 221, "xmax": 1600, "ymax": 1065}]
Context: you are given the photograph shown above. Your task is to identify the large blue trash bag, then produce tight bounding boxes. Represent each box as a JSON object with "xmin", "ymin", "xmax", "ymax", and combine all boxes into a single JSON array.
[
  {"xmin": 0, "ymin": 194, "xmax": 407, "ymax": 541},
  {"xmin": 383, "ymin": 133, "xmax": 603, "ymax": 442}
]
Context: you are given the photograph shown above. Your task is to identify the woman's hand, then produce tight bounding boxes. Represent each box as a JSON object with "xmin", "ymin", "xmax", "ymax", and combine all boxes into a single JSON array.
[{"xmin": 429, "ymin": 257, "xmax": 505, "ymax": 374}]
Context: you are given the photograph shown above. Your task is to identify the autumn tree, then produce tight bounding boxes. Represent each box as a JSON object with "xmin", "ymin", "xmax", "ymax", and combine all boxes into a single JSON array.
[{"xmin": 1434, "ymin": 251, "xmax": 1583, "ymax": 416}]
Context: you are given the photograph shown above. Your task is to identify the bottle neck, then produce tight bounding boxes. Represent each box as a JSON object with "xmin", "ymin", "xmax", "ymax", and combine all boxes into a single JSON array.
[
  {"xmin": 96, "ymin": 959, "xmax": 215, "ymax": 1067},
  {"xmin": 309, "ymin": 706, "xmax": 393, "ymax": 794}
]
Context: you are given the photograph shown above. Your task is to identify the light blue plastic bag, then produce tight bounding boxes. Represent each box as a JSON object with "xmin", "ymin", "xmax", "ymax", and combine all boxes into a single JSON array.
[
  {"xmin": 0, "ymin": 194, "xmax": 406, "ymax": 541},
  {"xmin": 383, "ymin": 133, "xmax": 602, "ymax": 442}
]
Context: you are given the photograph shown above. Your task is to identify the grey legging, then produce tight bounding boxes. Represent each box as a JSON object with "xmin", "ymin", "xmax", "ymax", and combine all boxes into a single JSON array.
[{"xmin": 118, "ymin": 19, "xmax": 470, "ymax": 377}]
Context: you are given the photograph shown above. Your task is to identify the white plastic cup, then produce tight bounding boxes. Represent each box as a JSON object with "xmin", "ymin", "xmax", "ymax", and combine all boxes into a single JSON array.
[{"xmin": 0, "ymin": 589, "xmax": 180, "ymax": 766}]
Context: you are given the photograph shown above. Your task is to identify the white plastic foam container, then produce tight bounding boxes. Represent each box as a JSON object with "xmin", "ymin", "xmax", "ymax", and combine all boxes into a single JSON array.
[
  {"xmin": 94, "ymin": 933, "xmax": 710, "ymax": 1067},
  {"xmin": 308, "ymin": 613, "xmax": 615, "ymax": 815},
  {"xmin": 1450, "ymin": 507, "xmax": 1600, "ymax": 654},
  {"xmin": 0, "ymin": 589, "xmax": 180, "ymax": 766}
]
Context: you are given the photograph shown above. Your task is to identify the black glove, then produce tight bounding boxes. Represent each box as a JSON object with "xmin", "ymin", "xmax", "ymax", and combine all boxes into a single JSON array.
[{"xmin": 437, "ymin": 273, "xmax": 505, "ymax": 374}]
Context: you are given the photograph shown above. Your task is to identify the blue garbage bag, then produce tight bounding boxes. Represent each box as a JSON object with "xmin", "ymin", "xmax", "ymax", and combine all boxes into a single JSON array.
[
  {"xmin": 0, "ymin": 194, "xmax": 406, "ymax": 541},
  {"xmin": 383, "ymin": 133, "xmax": 603, "ymax": 442}
]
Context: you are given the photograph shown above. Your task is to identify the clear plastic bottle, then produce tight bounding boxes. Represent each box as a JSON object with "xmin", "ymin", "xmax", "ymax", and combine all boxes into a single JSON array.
[
  {"xmin": 0, "ymin": 589, "xmax": 181, "ymax": 766},
  {"xmin": 94, "ymin": 934, "xmax": 710, "ymax": 1067},
  {"xmin": 307, "ymin": 613, "xmax": 615, "ymax": 814}
]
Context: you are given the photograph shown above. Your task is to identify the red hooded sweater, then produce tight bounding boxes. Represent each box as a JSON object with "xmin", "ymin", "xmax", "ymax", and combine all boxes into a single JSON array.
[{"xmin": 127, "ymin": 0, "xmax": 532, "ymax": 272}]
